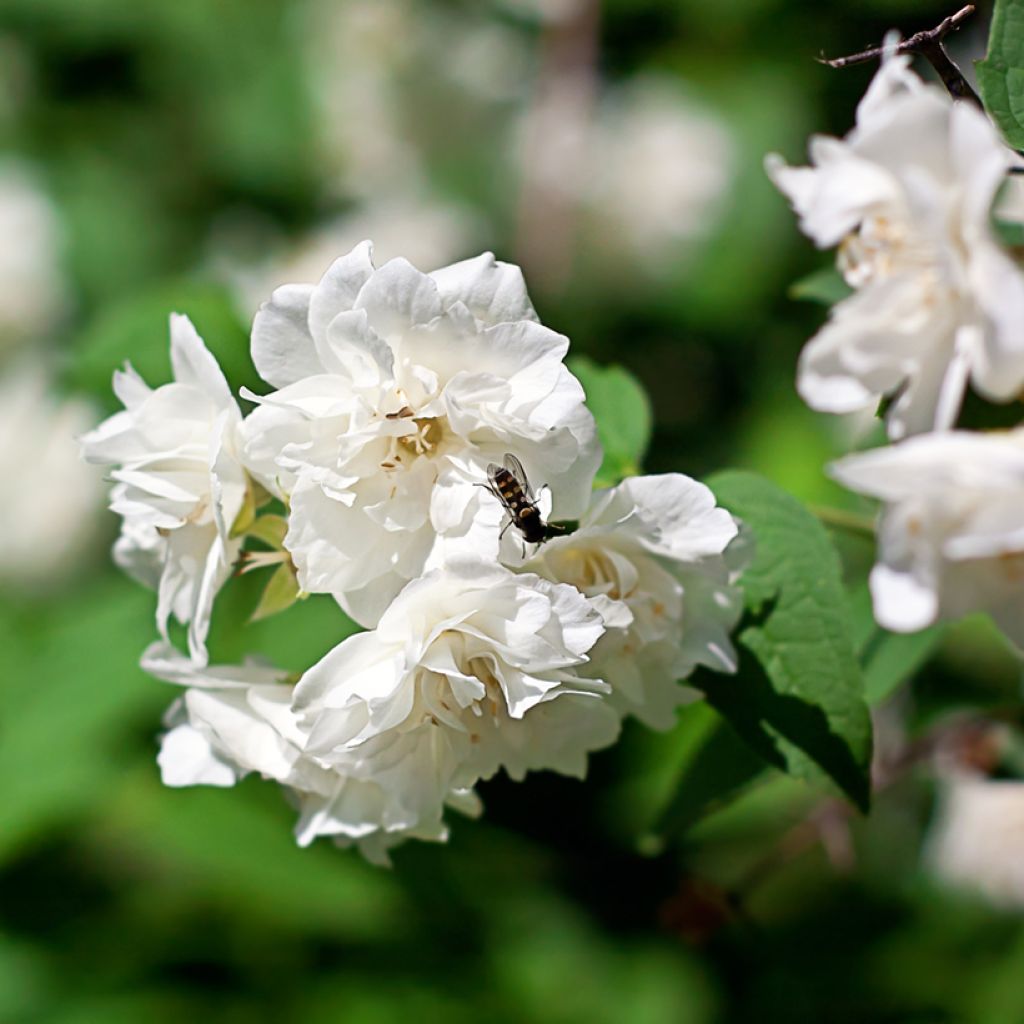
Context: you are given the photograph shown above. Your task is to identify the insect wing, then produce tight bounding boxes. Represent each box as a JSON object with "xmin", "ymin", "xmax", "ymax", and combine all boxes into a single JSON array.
[
  {"xmin": 502, "ymin": 453, "xmax": 535, "ymax": 501},
  {"xmin": 483, "ymin": 463, "xmax": 516, "ymax": 518}
]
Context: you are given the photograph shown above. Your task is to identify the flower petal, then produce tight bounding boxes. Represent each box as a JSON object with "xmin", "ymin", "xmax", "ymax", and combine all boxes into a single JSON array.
[
  {"xmin": 251, "ymin": 283, "xmax": 321, "ymax": 388},
  {"xmin": 429, "ymin": 252, "xmax": 538, "ymax": 325}
]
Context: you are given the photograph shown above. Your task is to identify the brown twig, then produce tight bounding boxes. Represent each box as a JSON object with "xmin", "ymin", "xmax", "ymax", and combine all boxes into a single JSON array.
[{"xmin": 819, "ymin": 5, "xmax": 981, "ymax": 107}]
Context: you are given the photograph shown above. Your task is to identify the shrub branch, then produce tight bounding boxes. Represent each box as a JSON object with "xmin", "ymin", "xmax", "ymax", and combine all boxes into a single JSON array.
[{"xmin": 818, "ymin": 5, "xmax": 981, "ymax": 107}]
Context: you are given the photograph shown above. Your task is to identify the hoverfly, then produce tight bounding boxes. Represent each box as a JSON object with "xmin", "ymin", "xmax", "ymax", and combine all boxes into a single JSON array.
[{"xmin": 484, "ymin": 453, "xmax": 565, "ymax": 548}]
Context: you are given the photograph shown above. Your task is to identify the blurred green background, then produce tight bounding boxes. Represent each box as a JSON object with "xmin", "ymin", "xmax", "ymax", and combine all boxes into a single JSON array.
[{"xmin": 2, "ymin": 1, "xmax": 1024, "ymax": 1021}]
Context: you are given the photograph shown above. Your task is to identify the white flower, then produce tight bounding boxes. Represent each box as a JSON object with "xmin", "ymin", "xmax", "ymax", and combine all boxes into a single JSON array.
[
  {"xmin": 242, "ymin": 241, "xmax": 599, "ymax": 626},
  {"xmin": 0, "ymin": 162, "xmax": 66, "ymax": 349},
  {"xmin": 925, "ymin": 750, "xmax": 1024, "ymax": 910},
  {"xmin": 831, "ymin": 428, "xmax": 1024, "ymax": 648},
  {"xmin": 306, "ymin": 0, "xmax": 429, "ymax": 198},
  {"xmin": 0, "ymin": 360, "xmax": 104, "ymax": 587},
  {"xmin": 80, "ymin": 315, "xmax": 247, "ymax": 663},
  {"xmin": 290, "ymin": 562, "xmax": 618, "ymax": 854},
  {"xmin": 767, "ymin": 51, "xmax": 1024, "ymax": 439},
  {"xmin": 524, "ymin": 474, "xmax": 744, "ymax": 729},
  {"xmin": 145, "ymin": 641, "xmax": 480, "ymax": 866},
  {"xmin": 583, "ymin": 76, "xmax": 734, "ymax": 271},
  {"xmin": 145, "ymin": 641, "xmax": 316, "ymax": 789},
  {"xmin": 216, "ymin": 195, "xmax": 478, "ymax": 320},
  {"xmin": 513, "ymin": 72, "xmax": 733, "ymax": 286},
  {"xmin": 306, "ymin": 0, "xmax": 530, "ymax": 194}
]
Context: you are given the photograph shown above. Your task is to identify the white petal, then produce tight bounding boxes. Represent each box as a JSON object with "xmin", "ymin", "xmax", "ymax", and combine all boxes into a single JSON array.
[
  {"xmin": 353, "ymin": 257, "xmax": 443, "ymax": 339},
  {"xmin": 251, "ymin": 283, "xmax": 321, "ymax": 388},
  {"xmin": 158, "ymin": 722, "xmax": 238, "ymax": 787},
  {"xmin": 854, "ymin": 51, "xmax": 920, "ymax": 125},
  {"xmin": 308, "ymin": 239, "xmax": 377, "ymax": 345},
  {"xmin": 169, "ymin": 314, "xmax": 233, "ymax": 409},
  {"xmin": 870, "ymin": 563, "xmax": 938, "ymax": 633},
  {"xmin": 321, "ymin": 309, "xmax": 395, "ymax": 387},
  {"xmin": 184, "ymin": 688, "xmax": 299, "ymax": 781},
  {"xmin": 428, "ymin": 252, "xmax": 539, "ymax": 325},
  {"xmin": 766, "ymin": 145, "xmax": 899, "ymax": 248},
  {"xmin": 112, "ymin": 363, "xmax": 151, "ymax": 409},
  {"xmin": 141, "ymin": 641, "xmax": 285, "ymax": 689}
]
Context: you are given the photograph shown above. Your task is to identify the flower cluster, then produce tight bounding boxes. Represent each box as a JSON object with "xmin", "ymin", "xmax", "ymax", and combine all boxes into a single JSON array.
[
  {"xmin": 770, "ymin": 48, "xmax": 1024, "ymax": 653},
  {"xmin": 83, "ymin": 243, "xmax": 745, "ymax": 862},
  {"xmin": 768, "ymin": 49, "xmax": 1024, "ymax": 442}
]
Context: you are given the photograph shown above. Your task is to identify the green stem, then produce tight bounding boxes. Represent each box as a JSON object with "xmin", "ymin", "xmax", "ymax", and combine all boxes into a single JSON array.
[{"xmin": 809, "ymin": 505, "xmax": 876, "ymax": 539}]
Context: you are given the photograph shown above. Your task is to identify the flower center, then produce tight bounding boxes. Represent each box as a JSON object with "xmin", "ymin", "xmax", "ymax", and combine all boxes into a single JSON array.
[
  {"xmin": 397, "ymin": 416, "xmax": 445, "ymax": 456},
  {"xmin": 464, "ymin": 655, "xmax": 505, "ymax": 717},
  {"xmin": 839, "ymin": 214, "xmax": 938, "ymax": 288},
  {"xmin": 555, "ymin": 547, "xmax": 632, "ymax": 602},
  {"xmin": 379, "ymin": 412, "xmax": 450, "ymax": 472}
]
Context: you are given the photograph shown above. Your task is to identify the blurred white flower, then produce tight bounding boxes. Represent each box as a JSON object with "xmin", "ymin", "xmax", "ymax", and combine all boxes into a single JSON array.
[
  {"xmin": 0, "ymin": 162, "xmax": 66, "ymax": 349},
  {"xmin": 307, "ymin": 0, "xmax": 530, "ymax": 194},
  {"xmin": 525, "ymin": 474, "xmax": 743, "ymax": 729},
  {"xmin": 242, "ymin": 241, "xmax": 599, "ymax": 626},
  {"xmin": 80, "ymin": 316, "xmax": 248, "ymax": 663},
  {"xmin": 515, "ymin": 73, "xmax": 734, "ymax": 285},
  {"xmin": 306, "ymin": 0, "xmax": 421, "ymax": 196},
  {"xmin": 217, "ymin": 196, "xmax": 479, "ymax": 320},
  {"xmin": 996, "ymin": 172, "xmax": 1024, "ymax": 227},
  {"xmin": 926, "ymin": 763, "xmax": 1024, "ymax": 910},
  {"xmin": 831, "ymin": 428, "xmax": 1024, "ymax": 648},
  {"xmin": 0, "ymin": 360, "xmax": 104, "ymax": 587},
  {"xmin": 767, "ymin": 51, "xmax": 1024, "ymax": 439},
  {"xmin": 583, "ymin": 77, "xmax": 734, "ymax": 270},
  {"xmin": 443, "ymin": 19, "xmax": 531, "ymax": 104},
  {"xmin": 290, "ymin": 562, "xmax": 618, "ymax": 856}
]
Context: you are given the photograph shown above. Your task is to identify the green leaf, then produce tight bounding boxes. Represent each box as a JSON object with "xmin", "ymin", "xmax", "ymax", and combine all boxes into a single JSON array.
[
  {"xmin": 995, "ymin": 216, "xmax": 1024, "ymax": 248},
  {"xmin": 603, "ymin": 704, "xmax": 766, "ymax": 843},
  {"xmin": 0, "ymin": 579, "xmax": 165, "ymax": 865},
  {"xmin": 702, "ymin": 470, "xmax": 873, "ymax": 810},
  {"xmin": 229, "ymin": 481, "xmax": 258, "ymax": 539},
  {"xmin": 977, "ymin": 0, "xmax": 1024, "ymax": 150},
  {"xmin": 0, "ymin": 936, "xmax": 51, "ymax": 1020},
  {"xmin": 245, "ymin": 513, "xmax": 289, "ymax": 549},
  {"xmin": 849, "ymin": 583, "xmax": 945, "ymax": 705},
  {"xmin": 70, "ymin": 279, "xmax": 254, "ymax": 407},
  {"xmin": 568, "ymin": 356, "xmax": 653, "ymax": 487},
  {"xmin": 97, "ymin": 769, "xmax": 406, "ymax": 940},
  {"xmin": 788, "ymin": 266, "xmax": 852, "ymax": 306},
  {"xmin": 652, "ymin": 704, "xmax": 768, "ymax": 840},
  {"xmin": 860, "ymin": 626, "xmax": 946, "ymax": 706},
  {"xmin": 250, "ymin": 562, "xmax": 301, "ymax": 623}
]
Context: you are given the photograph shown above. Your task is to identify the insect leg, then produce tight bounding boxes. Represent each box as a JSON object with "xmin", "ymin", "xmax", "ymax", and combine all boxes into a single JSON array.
[{"xmin": 475, "ymin": 481, "xmax": 502, "ymax": 500}]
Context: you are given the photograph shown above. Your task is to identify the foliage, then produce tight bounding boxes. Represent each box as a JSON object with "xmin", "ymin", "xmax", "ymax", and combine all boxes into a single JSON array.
[
  {"xmin": 977, "ymin": 0, "xmax": 1024, "ymax": 150},
  {"xmin": 704, "ymin": 471, "xmax": 872, "ymax": 810},
  {"xmin": 787, "ymin": 266, "xmax": 852, "ymax": 306},
  {"xmin": 568, "ymin": 356, "xmax": 653, "ymax": 486}
]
